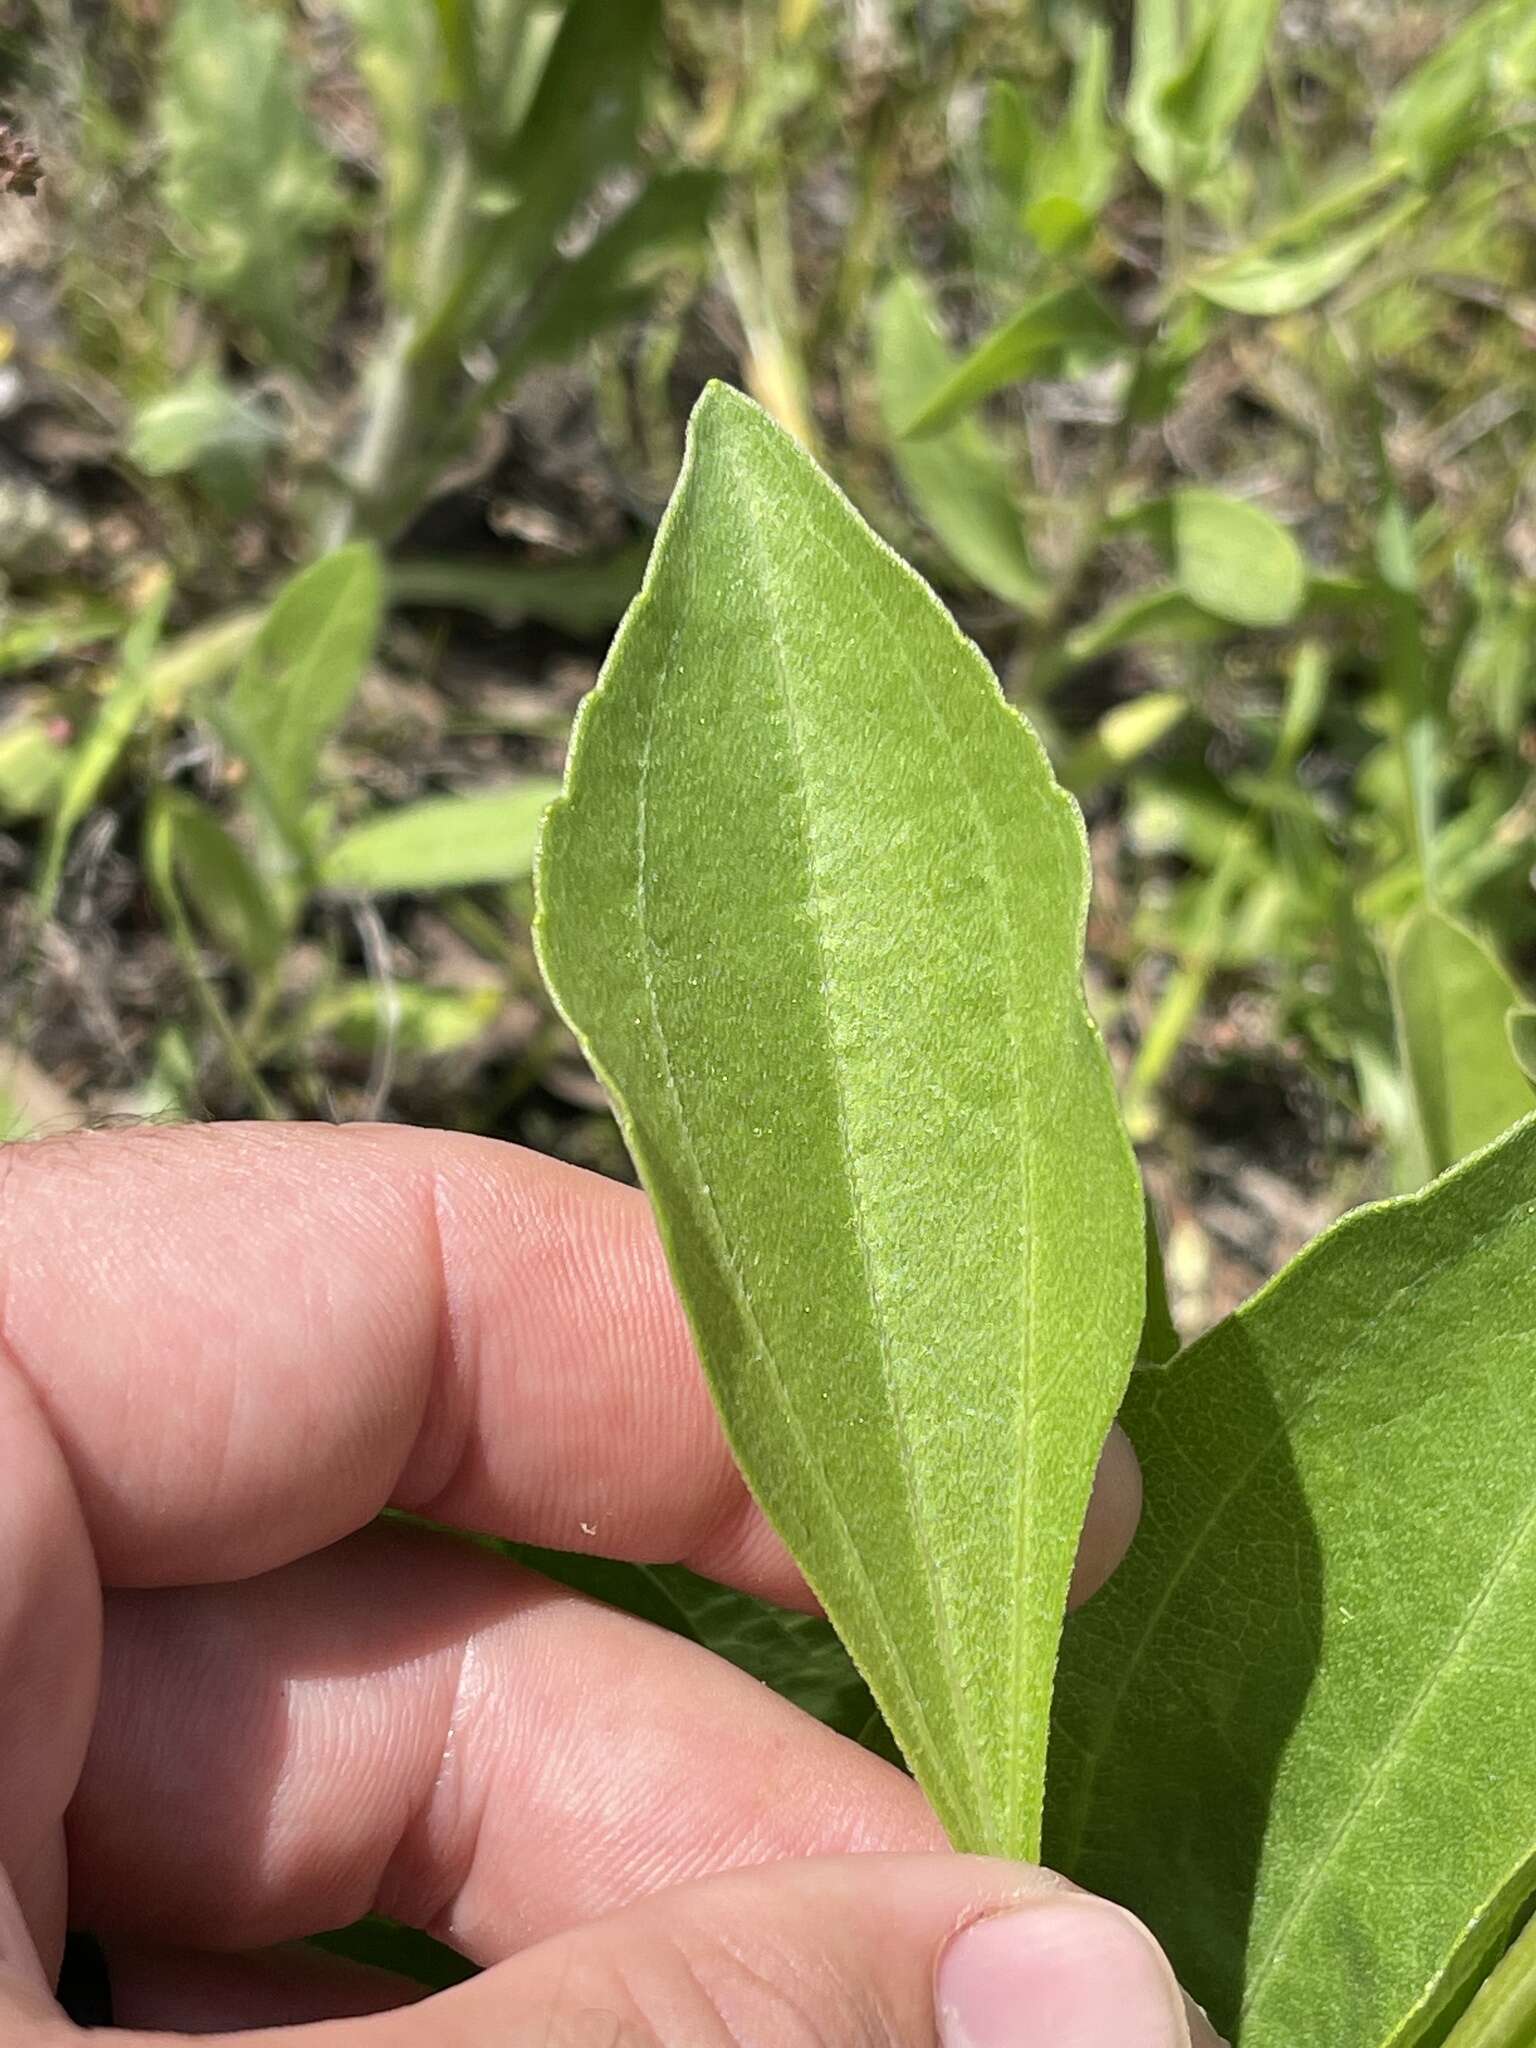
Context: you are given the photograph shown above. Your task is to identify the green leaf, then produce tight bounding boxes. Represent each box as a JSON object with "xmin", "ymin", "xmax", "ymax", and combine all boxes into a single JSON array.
[
  {"xmin": 1161, "ymin": 488, "xmax": 1307, "ymax": 628},
  {"xmin": 127, "ymin": 369, "xmax": 278, "ymax": 511},
  {"xmin": 1048, "ymin": 1114, "xmax": 1536, "ymax": 2047},
  {"xmin": 1378, "ymin": 0, "xmax": 1525, "ymax": 185},
  {"xmin": 1440, "ymin": 1909, "xmax": 1536, "ymax": 2048},
  {"xmin": 221, "ymin": 544, "xmax": 384, "ymax": 859},
  {"xmin": 0, "ymin": 600, "xmax": 124, "ymax": 677},
  {"xmin": 320, "ymin": 782, "xmax": 560, "ymax": 894},
  {"xmin": 899, "ymin": 285, "xmax": 1127, "ymax": 439},
  {"xmin": 1128, "ymin": 0, "xmax": 1277, "ymax": 191},
  {"xmin": 35, "ymin": 579, "xmax": 172, "ymax": 922},
  {"xmin": 1192, "ymin": 194, "xmax": 1425, "ymax": 315},
  {"xmin": 1390, "ymin": 908, "xmax": 1535, "ymax": 1179},
  {"xmin": 336, "ymin": 0, "xmax": 444, "ymax": 306},
  {"xmin": 985, "ymin": 78, "xmax": 1034, "ymax": 217},
  {"xmin": 1061, "ymin": 587, "xmax": 1231, "ymax": 667},
  {"xmin": 534, "ymin": 383, "xmax": 1144, "ymax": 1859},
  {"xmin": 154, "ymin": 789, "xmax": 286, "ymax": 977},
  {"xmin": 1010, "ymin": 24, "xmax": 1120, "ymax": 255},
  {"xmin": 1138, "ymin": 1193, "xmax": 1181, "ymax": 1366},
  {"xmin": 0, "ymin": 713, "xmax": 69, "ymax": 822},
  {"xmin": 495, "ymin": 170, "xmax": 721, "ymax": 381},
  {"xmin": 1509, "ymin": 1011, "xmax": 1536, "ymax": 1087},
  {"xmin": 873, "ymin": 275, "xmax": 1046, "ymax": 613},
  {"xmin": 304, "ymin": 980, "xmax": 500, "ymax": 1057},
  {"xmin": 390, "ymin": 546, "xmax": 647, "ymax": 633},
  {"xmin": 428, "ymin": 0, "xmax": 663, "ymax": 349},
  {"xmin": 309, "ymin": 1916, "xmax": 476, "ymax": 1992},
  {"xmin": 157, "ymin": 0, "xmax": 342, "ymax": 360},
  {"xmin": 1059, "ymin": 693, "xmax": 1189, "ymax": 797}
]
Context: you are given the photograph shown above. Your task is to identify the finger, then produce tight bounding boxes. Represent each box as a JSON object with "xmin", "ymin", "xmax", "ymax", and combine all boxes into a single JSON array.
[
  {"xmin": 0, "ymin": 1352, "xmax": 99, "ymax": 1972},
  {"xmin": 1072, "ymin": 1420, "xmax": 1140, "ymax": 1606},
  {"xmin": 0, "ymin": 1864, "xmax": 52, "ymax": 2013},
  {"xmin": 68, "ymin": 1524, "xmax": 943, "ymax": 1960},
  {"xmin": 102, "ymin": 1940, "xmax": 423, "ymax": 2031},
  {"xmin": 78, "ymin": 1855, "xmax": 1224, "ymax": 2048},
  {"xmin": 0, "ymin": 1124, "xmax": 1141, "ymax": 1604}
]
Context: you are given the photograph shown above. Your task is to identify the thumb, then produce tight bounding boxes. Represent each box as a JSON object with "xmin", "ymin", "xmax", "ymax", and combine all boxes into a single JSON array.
[{"xmin": 113, "ymin": 1852, "xmax": 1220, "ymax": 2048}]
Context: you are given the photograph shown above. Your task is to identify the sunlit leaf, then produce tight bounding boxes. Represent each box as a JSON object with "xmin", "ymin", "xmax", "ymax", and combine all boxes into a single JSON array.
[
  {"xmin": 320, "ymin": 782, "xmax": 559, "ymax": 894},
  {"xmin": 1193, "ymin": 195, "xmax": 1424, "ymax": 315},
  {"xmin": 0, "ymin": 712, "xmax": 69, "ymax": 822},
  {"xmin": 1378, "ymin": 0, "xmax": 1527, "ymax": 185},
  {"xmin": 535, "ymin": 384, "xmax": 1144, "ymax": 1858},
  {"xmin": 899, "ymin": 285, "xmax": 1126, "ymax": 439},
  {"xmin": 1162, "ymin": 489, "xmax": 1308, "ymax": 628},
  {"xmin": 128, "ymin": 369, "xmax": 279, "ymax": 510},
  {"xmin": 1390, "ymin": 908, "xmax": 1534, "ymax": 1178},
  {"xmin": 1128, "ymin": 0, "xmax": 1277, "ymax": 191},
  {"xmin": 221, "ymin": 544, "xmax": 384, "ymax": 859},
  {"xmin": 158, "ymin": 0, "xmax": 342, "ymax": 359},
  {"xmin": 305, "ymin": 980, "xmax": 500, "ymax": 1057},
  {"xmin": 873, "ymin": 275, "xmax": 1046, "ymax": 613}
]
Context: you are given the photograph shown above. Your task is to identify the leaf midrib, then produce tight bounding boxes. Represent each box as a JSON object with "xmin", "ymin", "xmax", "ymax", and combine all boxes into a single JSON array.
[
  {"xmin": 730, "ymin": 447, "xmax": 993, "ymax": 1844},
  {"xmin": 629, "ymin": 571, "xmax": 973, "ymax": 1835},
  {"xmin": 746, "ymin": 428, "xmax": 1064, "ymax": 1851}
]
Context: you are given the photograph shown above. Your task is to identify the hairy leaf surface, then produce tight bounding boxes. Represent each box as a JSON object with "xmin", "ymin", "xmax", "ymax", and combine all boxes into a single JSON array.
[
  {"xmin": 535, "ymin": 383, "xmax": 1143, "ymax": 1857},
  {"xmin": 1048, "ymin": 1115, "xmax": 1536, "ymax": 2047}
]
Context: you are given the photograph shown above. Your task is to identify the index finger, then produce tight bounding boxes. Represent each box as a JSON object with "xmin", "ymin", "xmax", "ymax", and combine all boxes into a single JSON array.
[
  {"xmin": 0, "ymin": 1121, "xmax": 1139, "ymax": 1600},
  {"xmin": 0, "ymin": 1122, "xmax": 789, "ymax": 1594}
]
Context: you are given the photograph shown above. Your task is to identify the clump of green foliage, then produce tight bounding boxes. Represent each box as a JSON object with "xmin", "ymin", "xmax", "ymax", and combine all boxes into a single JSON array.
[{"xmin": 4, "ymin": 0, "xmax": 1533, "ymax": 1174}]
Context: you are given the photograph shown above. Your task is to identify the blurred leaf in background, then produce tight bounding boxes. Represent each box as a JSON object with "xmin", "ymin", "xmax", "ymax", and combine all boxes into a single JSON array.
[{"xmin": 157, "ymin": 0, "xmax": 344, "ymax": 361}]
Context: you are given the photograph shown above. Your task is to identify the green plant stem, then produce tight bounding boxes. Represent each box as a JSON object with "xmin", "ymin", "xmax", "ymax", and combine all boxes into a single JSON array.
[
  {"xmin": 712, "ymin": 212, "xmax": 818, "ymax": 453},
  {"xmin": 1011, "ymin": 356, "xmax": 1146, "ymax": 695},
  {"xmin": 1443, "ymin": 1916, "xmax": 1536, "ymax": 2048},
  {"xmin": 324, "ymin": 140, "xmax": 476, "ymax": 547},
  {"xmin": 708, "ymin": 7, "xmax": 820, "ymax": 454},
  {"xmin": 1123, "ymin": 828, "xmax": 1252, "ymax": 1141},
  {"xmin": 146, "ymin": 804, "xmax": 281, "ymax": 1119}
]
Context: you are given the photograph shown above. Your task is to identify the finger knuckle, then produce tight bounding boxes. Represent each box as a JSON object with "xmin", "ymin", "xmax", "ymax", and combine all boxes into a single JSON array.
[{"xmin": 618, "ymin": 1924, "xmax": 895, "ymax": 2048}]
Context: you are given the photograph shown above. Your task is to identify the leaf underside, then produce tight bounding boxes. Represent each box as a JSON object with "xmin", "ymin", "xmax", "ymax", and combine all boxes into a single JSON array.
[
  {"xmin": 1048, "ymin": 1114, "xmax": 1536, "ymax": 2048},
  {"xmin": 535, "ymin": 383, "xmax": 1143, "ymax": 1859}
]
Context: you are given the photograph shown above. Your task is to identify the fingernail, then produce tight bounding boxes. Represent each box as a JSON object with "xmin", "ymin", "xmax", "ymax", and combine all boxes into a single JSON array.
[{"xmin": 936, "ymin": 1896, "xmax": 1191, "ymax": 2048}]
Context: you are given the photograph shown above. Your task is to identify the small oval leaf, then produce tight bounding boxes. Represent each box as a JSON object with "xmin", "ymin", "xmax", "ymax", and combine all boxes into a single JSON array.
[{"xmin": 321, "ymin": 782, "xmax": 560, "ymax": 895}]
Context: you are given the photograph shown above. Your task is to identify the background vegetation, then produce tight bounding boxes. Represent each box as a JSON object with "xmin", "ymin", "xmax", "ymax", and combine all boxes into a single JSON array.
[{"xmin": 2, "ymin": 0, "xmax": 1534, "ymax": 1339}]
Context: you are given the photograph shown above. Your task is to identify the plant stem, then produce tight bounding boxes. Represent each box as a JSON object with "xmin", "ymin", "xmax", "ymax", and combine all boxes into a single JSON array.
[{"xmin": 323, "ymin": 139, "xmax": 477, "ymax": 547}]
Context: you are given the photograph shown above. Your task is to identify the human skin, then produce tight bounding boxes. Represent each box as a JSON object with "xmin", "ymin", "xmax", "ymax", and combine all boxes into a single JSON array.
[{"xmin": 0, "ymin": 1122, "xmax": 1217, "ymax": 2045}]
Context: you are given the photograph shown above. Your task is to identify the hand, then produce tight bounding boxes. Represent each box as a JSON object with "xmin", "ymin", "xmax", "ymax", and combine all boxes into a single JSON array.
[{"xmin": 0, "ymin": 1121, "xmax": 1219, "ymax": 2045}]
